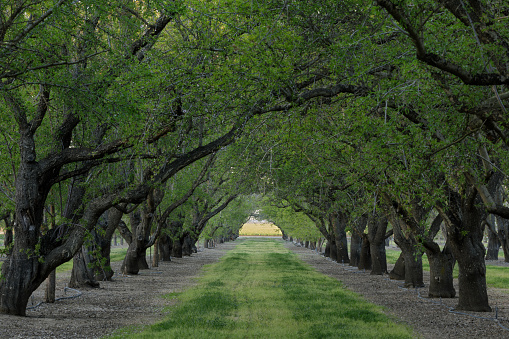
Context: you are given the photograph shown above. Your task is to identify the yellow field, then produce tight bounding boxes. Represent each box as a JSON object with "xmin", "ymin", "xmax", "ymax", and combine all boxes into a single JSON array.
[{"xmin": 239, "ymin": 222, "xmax": 282, "ymax": 236}]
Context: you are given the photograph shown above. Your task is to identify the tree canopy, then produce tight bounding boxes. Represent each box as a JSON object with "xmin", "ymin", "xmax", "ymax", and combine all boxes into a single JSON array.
[{"xmin": 1, "ymin": 0, "xmax": 509, "ymax": 315}]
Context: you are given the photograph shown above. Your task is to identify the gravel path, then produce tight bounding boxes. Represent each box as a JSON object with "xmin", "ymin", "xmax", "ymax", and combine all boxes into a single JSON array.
[{"xmin": 1, "ymin": 238, "xmax": 508, "ymax": 338}]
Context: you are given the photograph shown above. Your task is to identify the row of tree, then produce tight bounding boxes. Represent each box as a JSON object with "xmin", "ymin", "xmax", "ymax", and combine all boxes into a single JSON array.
[
  {"xmin": 0, "ymin": 0, "xmax": 263, "ymax": 315},
  {"xmin": 1, "ymin": 0, "xmax": 508, "ymax": 316},
  {"xmin": 235, "ymin": 0, "xmax": 509, "ymax": 314}
]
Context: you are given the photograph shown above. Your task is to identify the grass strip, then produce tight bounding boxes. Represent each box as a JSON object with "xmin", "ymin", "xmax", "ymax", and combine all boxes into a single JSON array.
[{"xmin": 114, "ymin": 238, "xmax": 413, "ymax": 339}]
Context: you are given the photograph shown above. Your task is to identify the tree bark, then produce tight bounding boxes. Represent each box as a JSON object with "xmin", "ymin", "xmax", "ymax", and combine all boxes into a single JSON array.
[
  {"xmin": 350, "ymin": 216, "xmax": 367, "ymax": 267},
  {"xmin": 182, "ymin": 235, "xmax": 194, "ymax": 256},
  {"xmin": 324, "ymin": 241, "xmax": 331, "ymax": 258},
  {"xmin": 44, "ymin": 205, "xmax": 56, "ymax": 302},
  {"xmin": 424, "ymin": 242, "xmax": 456, "ymax": 298},
  {"xmin": 172, "ymin": 237, "xmax": 183, "ymax": 258},
  {"xmin": 329, "ymin": 236, "xmax": 337, "ymax": 262},
  {"xmin": 389, "ymin": 253, "xmax": 405, "ymax": 280},
  {"xmin": 331, "ymin": 212, "xmax": 349, "ymax": 263},
  {"xmin": 152, "ymin": 239, "xmax": 159, "ymax": 267},
  {"xmin": 158, "ymin": 233, "xmax": 172, "ymax": 261},
  {"xmin": 495, "ymin": 215, "xmax": 509, "ymax": 262},
  {"xmin": 45, "ymin": 270, "xmax": 56, "ymax": 303},
  {"xmin": 94, "ymin": 209, "xmax": 125, "ymax": 281},
  {"xmin": 121, "ymin": 187, "xmax": 163, "ymax": 275},
  {"xmin": 485, "ymin": 215, "xmax": 500, "ymax": 260},
  {"xmin": 358, "ymin": 234, "xmax": 372, "ymax": 270},
  {"xmin": 69, "ymin": 247, "xmax": 100, "ymax": 288},
  {"xmin": 368, "ymin": 214, "xmax": 388, "ymax": 275},
  {"xmin": 2, "ymin": 215, "xmax": 13, "ymax": 254},
  {"xmin": 392, "ymin": 219, "xmax": 423, "ymax": 287},
  {"xmin": 437, "ymin": 187, "xmax": 491, "ymax": 312}
]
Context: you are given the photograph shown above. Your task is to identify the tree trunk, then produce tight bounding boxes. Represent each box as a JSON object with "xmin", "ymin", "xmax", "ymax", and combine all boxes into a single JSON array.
[
  {"xmin": 438, "ymin": 189, "xmax": 491, "ymax": 312},
  {"xmin": 452, "ymin": 236, "xmax": 491, "ymax": 311},
  {"xmin": 350, "ymin": 216, "xmax": 367, "ymax": 267},
  {"xmin": 495, "ymin": 215, "xmax": 509, "ymax": 262},
  {"xmin": 137, "ymin": 249, "xmax": 150, "ymax": 269},
  {"xmin": 370, "ymin": 239, "xmax": 387, "ymax": 275},
  {"xmin": 45, "ymin": 270, "xmax": 56, "ymax": 303},
  {"xmin": 389, "ymin": 253, "xmax": 405, "ymax": 280},
  {"xmin": 316, "ymin": 238, "xmax": 323, "ymax": 253},
  {"xmin": 190, "ymin": 235, "xmax": 198, "ymax": 253},
  {"xmin": 329, "ymin": 238, "xmax": 337, "ymax": 262},
  {"xmin": 121, "ymin": 188, "xmax": 164, "ymax": 274},
  {"xmin": 122, "ymin": 239, "xmax": 144, "ymax": 275},
  {"xmin": 158, "ymin": 234, "xmax": 172, "ymax": 261},
  {"xmin": 368, "ymin": 215, "xmax": 388, "ymax": 275},
  {"xmin": 45, "ymin": 205, "xmax": 56, "ymax": 302},
  {"xmin": 392, "ymin": 220, "xmax": 423, "ymax": 287},
  {"xmin": 331, "ymin": 212, "xmax": 349, "ymax": 263},
  {"xmin": 349, "ymin": 234, "xmax": 361, "ymax": 266},
  {"xmin": 2, "ymin": 215, "xmax": 14, "ymax": 254},
  {"xmin": 324, "ymin": 241, "xmax": 331, "ymax": 258},
  {"xmin": 3, "ymin": 227, "xmax": 13, "ymax": 252},
  {"xmin": 152, "ymin": 239, "xmax": 159, "ymax": 267},
  {"xmin": 93, "ymin": 212, "xmax": 125, "ymax": 281},
  {"xmin": 425, "ymin": 242, "xmax": 456, "ymax": 298},
  {"xmin": 172, "ymin": 237, "xmax": 183, "ymax": 258},
  {"xmin": 485, "ymin": 215, "xmax": 500, "ymax": 260},
  {"xmin": 69, "ymin": 247, "xmax": 100, "ymax": 288},
  {"xmin": 180, "ymin": 235, "xmax": 193, "ymax": 256},
  {"xmin": 0, "ymin": 256, "xmax": 42, "ymax": 315},
  {"xmin": 358, "ymin": 234, "xmax": 371, "ymax": 270},
  {"xmin": 71, "ymin": 208, "xmax": 124, "ymax": 284},
  {"xmin": 494, "ymin": 184, "xmax": 509, "ymax": 262}
]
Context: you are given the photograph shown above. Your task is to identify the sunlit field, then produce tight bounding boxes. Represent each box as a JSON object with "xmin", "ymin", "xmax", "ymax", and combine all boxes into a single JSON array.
[{"xmin": 239, "ymin": 222, "xmax": 282, "ymax": 236}]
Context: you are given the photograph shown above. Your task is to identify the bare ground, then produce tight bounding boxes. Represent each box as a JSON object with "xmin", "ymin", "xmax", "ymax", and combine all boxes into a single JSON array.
[{"xmin": 1, "ymin": 239, "xmax": 508, "ymax": 338}]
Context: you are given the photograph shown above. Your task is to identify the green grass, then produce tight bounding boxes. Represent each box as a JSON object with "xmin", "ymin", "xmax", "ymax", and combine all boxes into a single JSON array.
[
  {"xmin": 112, "ymin": 239, "xmax": 413, "ymax": 339},
  {"xmin": 386, "ymin": 249, "xmax": 509, "ymax": 290}
]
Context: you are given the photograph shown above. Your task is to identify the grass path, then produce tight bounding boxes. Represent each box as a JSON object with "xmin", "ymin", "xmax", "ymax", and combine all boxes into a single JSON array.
[{"xmin": 115, "ymin": 238, "xmax": 413, "ymax": 338}]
